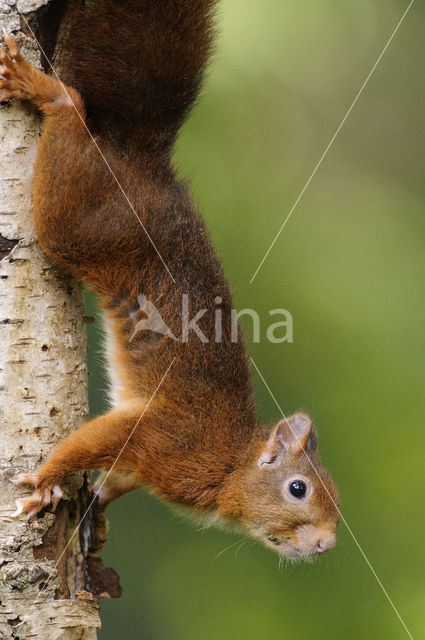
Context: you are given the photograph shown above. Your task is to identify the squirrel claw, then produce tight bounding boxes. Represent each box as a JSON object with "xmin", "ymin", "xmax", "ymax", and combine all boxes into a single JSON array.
[
  {"xmin": 11, "ymin": 473, "xmax": 63, "ymax": 518},
  {"xmin": 2, "ymin": 33, "xmax": 22, "ymax": 61},
  {"xmin": 11, "ymin": 490, "xmax": 50, "ymax": 519},
  {"xmin": 11, "ymin": 497, "xmax": 41, "ymax": 520},
  {"xmin": 51, "ymin": 485, "xmax": 64, "ymax": 509}
]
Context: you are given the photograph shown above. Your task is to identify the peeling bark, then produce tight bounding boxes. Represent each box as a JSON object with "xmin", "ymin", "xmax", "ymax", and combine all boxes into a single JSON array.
[
  {"xmin": 0, "ymin": 3, "xmax": 119, "ymax": 637},
  {"xmin": 0, "ymin": 235, "xmax": 18, "ymax": 261}
]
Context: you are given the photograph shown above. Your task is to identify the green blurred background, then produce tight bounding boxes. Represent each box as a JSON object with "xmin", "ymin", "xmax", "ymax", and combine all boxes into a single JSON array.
[{"xmin": 87, "ymin": 1, "xmax": 425, "ymax": 638}]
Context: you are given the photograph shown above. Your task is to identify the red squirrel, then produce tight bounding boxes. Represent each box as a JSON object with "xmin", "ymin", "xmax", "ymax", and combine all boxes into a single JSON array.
[{"xmin": 0, "ymin": 0, "xmax": 339, "ymax": 560}]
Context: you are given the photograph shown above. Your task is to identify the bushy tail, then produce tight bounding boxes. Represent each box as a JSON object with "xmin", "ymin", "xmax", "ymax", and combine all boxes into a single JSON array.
[{"xmin": 56, "ymin": 0, "xmax": 217, "ymax": 155}]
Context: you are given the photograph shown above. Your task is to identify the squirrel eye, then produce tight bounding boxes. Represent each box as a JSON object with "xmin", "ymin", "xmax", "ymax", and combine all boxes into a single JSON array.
[{"xmin": 288, "ymin": 479, "xmax": 307, "ymax": 499}]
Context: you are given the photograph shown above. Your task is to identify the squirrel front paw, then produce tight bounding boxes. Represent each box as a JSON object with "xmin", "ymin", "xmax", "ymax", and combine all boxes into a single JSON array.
[
  {"xmin": 11, "ymin": 472, "xmax": 63, "ymax": 519},
  {"xmin": 0, "ymin": 32, "xmax": 34, "ymax": 103}
]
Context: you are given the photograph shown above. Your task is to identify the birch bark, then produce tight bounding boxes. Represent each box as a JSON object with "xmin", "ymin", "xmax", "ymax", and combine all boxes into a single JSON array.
[{"xmin": 0, "ymin": 3, "xmax": 111, "ymax": 637}]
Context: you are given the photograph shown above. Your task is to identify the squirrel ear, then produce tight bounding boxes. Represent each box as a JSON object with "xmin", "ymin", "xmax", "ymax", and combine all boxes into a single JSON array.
[
  {"xmin": 282, "ymin": 412, "xmax": 316, "ymax": 454},
  {"xmin": 258, "ymin": 412, "xmax": 315, "ymax": 467}
]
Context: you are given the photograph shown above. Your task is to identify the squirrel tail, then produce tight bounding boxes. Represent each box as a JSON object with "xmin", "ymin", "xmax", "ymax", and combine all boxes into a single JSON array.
[{"xmin": 56, "ymin": 0, "xmax": 217, "ymax": 156}]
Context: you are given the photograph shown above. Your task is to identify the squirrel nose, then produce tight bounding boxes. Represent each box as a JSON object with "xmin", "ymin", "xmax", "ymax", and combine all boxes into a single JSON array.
[{"xmin": 315, "ymin": 535, "xmax": 335, "ymax": 554}]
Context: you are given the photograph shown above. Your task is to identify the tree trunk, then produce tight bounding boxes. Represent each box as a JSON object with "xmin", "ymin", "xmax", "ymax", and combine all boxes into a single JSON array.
[{"xmin": 0, "ymin": 4, "xmax": 119, "ymax": 638}]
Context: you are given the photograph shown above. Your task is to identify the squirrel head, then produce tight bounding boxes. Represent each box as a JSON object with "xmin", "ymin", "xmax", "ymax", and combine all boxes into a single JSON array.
[{"xmin": 218, "ymin": 412, "xmax": 339, "ymax": 559}]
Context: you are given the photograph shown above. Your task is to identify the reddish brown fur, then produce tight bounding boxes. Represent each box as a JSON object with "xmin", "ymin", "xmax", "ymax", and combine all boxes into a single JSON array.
[{"xmin": 1, "ymin": 2, "xmax": 339, "ymax": 558}]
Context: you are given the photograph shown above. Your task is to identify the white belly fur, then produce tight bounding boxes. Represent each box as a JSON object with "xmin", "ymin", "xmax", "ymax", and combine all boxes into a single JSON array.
[{"xmin": 102, "ymin": 311, "xmax": 126, "ymax": 409}]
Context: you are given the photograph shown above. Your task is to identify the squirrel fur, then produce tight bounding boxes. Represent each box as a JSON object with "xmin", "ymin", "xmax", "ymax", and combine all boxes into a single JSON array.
[{"xmin": 0, "ymin": 0, "xmax": 339, "ymax": 559}]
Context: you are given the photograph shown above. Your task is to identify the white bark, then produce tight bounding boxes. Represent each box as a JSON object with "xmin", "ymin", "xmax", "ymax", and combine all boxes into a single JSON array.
[{"xmin": 0, "ymin": 3, "xmax": 110, "ymax": 637}]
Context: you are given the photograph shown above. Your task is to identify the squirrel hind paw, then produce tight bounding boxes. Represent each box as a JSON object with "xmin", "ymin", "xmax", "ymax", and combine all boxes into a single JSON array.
[
  {"xmin": 10, "ymin": 472, "xmax": 40, "ymax": 487},
  {"xmin": 11, "ymin": 490, "xmax": 50, "ymax": 519},
  {"xmin": 11, "ymin": 483, "xmax": 63, "ymax": 519},
  {"xmin": 0, "ymin": 37, "xmax": 32, "ymax": 103}
]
